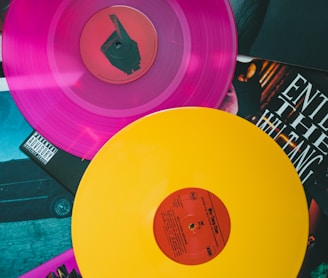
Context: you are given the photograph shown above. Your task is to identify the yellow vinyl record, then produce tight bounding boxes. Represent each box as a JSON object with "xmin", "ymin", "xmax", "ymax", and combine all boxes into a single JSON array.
[{"xmin": 72, "ymin": 107, "xmax": 309, "ymax": 277}]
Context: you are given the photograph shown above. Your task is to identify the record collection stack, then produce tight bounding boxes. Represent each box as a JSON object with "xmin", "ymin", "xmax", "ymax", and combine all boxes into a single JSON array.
[{"xmin": 0, "ymin": 0, "xmax": 327, "ymax": 278}]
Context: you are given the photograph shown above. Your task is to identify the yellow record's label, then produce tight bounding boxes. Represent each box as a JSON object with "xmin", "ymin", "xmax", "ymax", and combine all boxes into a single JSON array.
[{"xmin": 154, "ymin": 187, "xmax": 230, "ymax": 265}]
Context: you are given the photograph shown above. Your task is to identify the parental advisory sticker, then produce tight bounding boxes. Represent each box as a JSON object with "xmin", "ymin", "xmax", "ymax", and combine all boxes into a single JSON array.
[{"xmin": 22, "ymin": 131, "xmax": 58, "ymax": 165}]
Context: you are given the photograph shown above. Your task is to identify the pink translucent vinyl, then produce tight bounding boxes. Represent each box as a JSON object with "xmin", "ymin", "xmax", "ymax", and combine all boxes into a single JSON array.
[
  {"xmin": 19, "ymin": 249, "xmax": 80, "ymax": 277},
  {"xmin": 3, "ymin": 0, "xmax": 237, "ymax": 159}
]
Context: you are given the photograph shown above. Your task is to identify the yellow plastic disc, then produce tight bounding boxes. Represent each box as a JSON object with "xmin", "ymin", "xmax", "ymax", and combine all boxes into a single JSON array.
[{"xmin": 72, "ymin": 107, "xmax": 309, "ymax": 277}]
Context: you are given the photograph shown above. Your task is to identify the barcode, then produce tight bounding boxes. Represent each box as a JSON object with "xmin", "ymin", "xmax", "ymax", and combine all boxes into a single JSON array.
[{"xmin": 23, "ymin": 131, "xmax": 58, "ymax": 165}]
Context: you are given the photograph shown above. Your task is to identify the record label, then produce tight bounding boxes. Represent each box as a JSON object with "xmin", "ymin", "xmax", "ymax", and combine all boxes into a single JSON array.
[
  {"xmin": 153, "ymin": 187, "xmax": 230, "ymax": 265},
  {"xmin": 80, "ymin": 5, "xmax": 158, "ymax": 84}
]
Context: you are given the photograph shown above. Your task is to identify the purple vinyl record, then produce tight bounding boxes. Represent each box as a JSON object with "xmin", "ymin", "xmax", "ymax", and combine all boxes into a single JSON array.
[
  {"xmin": 19, "ymin": 249, "xmax": 80, "ymax": 278},
  {"xmin": 3, "ymin": 0, "xmax": 237, "ymax": 159}
]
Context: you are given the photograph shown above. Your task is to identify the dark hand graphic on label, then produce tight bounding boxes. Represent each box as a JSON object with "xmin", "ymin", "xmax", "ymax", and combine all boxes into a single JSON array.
[{"xmin": 101, "ymin": 14, "xmax": 141, "ymax": 75}]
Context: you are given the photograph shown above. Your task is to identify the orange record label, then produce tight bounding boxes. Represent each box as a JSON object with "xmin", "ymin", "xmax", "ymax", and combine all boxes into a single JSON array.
[{"xmin": 153, "ymin": 187, "xmax": 230, "ymax": 265}]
